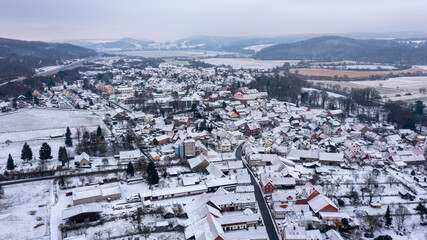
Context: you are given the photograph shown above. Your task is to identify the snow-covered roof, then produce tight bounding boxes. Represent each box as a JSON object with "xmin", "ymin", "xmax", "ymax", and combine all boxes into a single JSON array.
[
  {"xmin": 307, "ymin": 194, "xmax": 338, "ymax": 213},
  {"xmin": 62, "ymin": 203, "xmax": 102, "ymax": 220}
]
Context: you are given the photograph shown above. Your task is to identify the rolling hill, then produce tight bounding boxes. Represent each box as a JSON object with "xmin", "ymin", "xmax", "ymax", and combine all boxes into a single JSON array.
[
  {"xmin": 0, "ymin": 37, "xmax": 96, "ymax": 78},
  {"xmin": 254, "ymin": 36, "xmax": 427, "ymax": 65}
]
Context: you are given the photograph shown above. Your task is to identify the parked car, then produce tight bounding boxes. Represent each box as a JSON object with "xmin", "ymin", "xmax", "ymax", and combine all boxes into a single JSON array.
[
  {"xmin": 65, "ymin": 192, "xmax": 72, "ymax": 196},
  {"xmin": 126, "ymin": 194, "xmax": 141, "ymax": 203}
]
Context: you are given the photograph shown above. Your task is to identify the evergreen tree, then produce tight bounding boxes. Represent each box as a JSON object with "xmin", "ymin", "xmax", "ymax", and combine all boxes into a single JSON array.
[
  {"xmin": 146, "ymin": 160, "xmax": 159, "ymax": 185},
  {"xmin": 414, "ymin": 100, "xmax": 425, "ymax": 115},
  {"xmin": 21, "ymin": 142, "xmax": 33, "ymax": 162},
  {"xmin": 39, "ymin": 142, "xmax": 52, "ymax": 161},
  {"xmin": 65, "ymin": 127, "xmax": 72, "ymax": 147},
  {"xmin": 127, "ymin": 162, "xmax": 135, "ymax": 176},
  {"xmin": 6, "ymin": 154, "xmax": 14, "ymax": 170},
  {"xmin": 58, "ymin": 147, "xmax": 68, "ymax": 166},
  {"xmin": 222, "ymin": 101, "xmax": 227, "ymax": 109},
  {"xmin": 96, "ymin": 126, "xmax": 102, "ymax": 137},
  {"xmin": 385, "ymin": 205, "xmax": 392, "ymax": 227}
]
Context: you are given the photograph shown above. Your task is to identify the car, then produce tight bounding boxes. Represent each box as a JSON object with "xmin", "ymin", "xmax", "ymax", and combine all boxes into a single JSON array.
[
  {"xmin": 126, "ymin": 194, "xmax": 141, "ymax": 203},
  {"xmin": 354, "ymin": 209, "xmax": 368, "ymax": 217},
  {"xmin": 364, "ymin": 232, "xmax": 374, "ymax": 238},
  {"xmin": 65, "ymin": 192, "xmax": 73, "ymax": 196}
]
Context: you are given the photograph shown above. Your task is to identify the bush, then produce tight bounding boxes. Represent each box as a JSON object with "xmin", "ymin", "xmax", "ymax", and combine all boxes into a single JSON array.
[{"xmin": 337, "ymin": 199, "xmax": 345, "ymax": 206}]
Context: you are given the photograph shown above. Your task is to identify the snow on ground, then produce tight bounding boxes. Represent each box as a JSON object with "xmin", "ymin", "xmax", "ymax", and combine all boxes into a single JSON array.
[
  {"xmin": 345, "ymin": 65, "xmax": 396, "ymax": 70},
  {"xmin": 0, "ymin": 138, "xmax": 72, "ymax": 170},
  {"xmin": 302, "ymin": 87, "xmax": 346, "ymax": 98},
  {"xmin": 243, "ymin": 44, "xmax": 275, "ymax": 52},
  {"xmin": 0, "ymin": 109, "xmax": 108, "ymax": 168},
  {"xmin": 36, "ymin": 65, "xmax": 64, "ymax": 74},
  {"xmin": 0, "ymin": 180, "xmax": 51, "ymax": 240},
  {"xmin": 200, "ymin": 58, "xmax": 299, "ymax": 70},
  {"xmin": 0, "ymin": 109, "xmax": 103, "ymax": 134}
]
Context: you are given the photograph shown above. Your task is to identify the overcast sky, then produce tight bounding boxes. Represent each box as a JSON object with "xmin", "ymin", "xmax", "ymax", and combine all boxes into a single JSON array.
[{"xmin": 1, "ymin": 0, "xmax": 426, "ymax": 42}]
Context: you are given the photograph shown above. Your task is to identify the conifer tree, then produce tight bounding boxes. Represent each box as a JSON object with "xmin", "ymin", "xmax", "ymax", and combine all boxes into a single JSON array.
[
  {"xmin": 97, "ymin": 126, "xmax": 102, "ymax": 137},
  {"xmin": 21, "ymin": 142, "xmax": 33, "ymax": 162},
  {"xmin": 146, "ymin": 160, "xmax": 159, "ymax": 185},
  {"xmin": 385, "ymin": 205, "xmax": 392, "ymax": 227},
  {"xmin": 65, "ymin": 127, "xmax": 72, "ymax": 147},
  {"xmin": 39, "ymin": 142, "xmax": 53, "ymax": 161},
  {"xmin": 7, "ymin": 154, "xmax": 14, "ymax": 170},
  {"xmin": 127, "ymin": 162, "xmax": 135, "ymax": 176}
]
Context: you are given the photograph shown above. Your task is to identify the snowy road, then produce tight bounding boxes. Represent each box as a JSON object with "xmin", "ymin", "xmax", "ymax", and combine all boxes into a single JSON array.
[{"xmin": 236, "ymin": 143, "xmax": 280, "ymax": 240}]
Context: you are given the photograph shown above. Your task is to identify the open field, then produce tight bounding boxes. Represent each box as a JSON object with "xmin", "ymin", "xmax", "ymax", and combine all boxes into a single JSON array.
[
  {"xmin": 292, "ymin": 66, "xmax": 427, "ymax": 78},
  {"xmin": 0, "ymin": 109, "xmax": 107, "ymax": 168},
  {"xmin": 0, "ymin": 109, "xmax": 103, "ymax": 133},
  {"xmin": 308, "ymin": 76, "xmax": 427, "ymax": 102},
  {"xmin": 0, "ymin": 180, "xmax": 51, "ymax": 240}
]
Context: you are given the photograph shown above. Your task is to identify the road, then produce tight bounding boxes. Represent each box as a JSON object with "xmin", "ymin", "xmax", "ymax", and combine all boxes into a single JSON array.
[
  {"xmin": 236, "ymin": 144, "xmax": 280, "ymax": 240},
  {"xmin": 0, "ymin": 76, "xmax": 26, "ymax": 87},
  {"xmin": 0, "ymin": 56, "xmax": 99, "ymax": 87}
]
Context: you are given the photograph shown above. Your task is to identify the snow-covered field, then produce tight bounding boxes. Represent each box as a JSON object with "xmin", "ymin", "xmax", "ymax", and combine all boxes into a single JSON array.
[
  {"xmin": 0, "ymin": 109, "xmax": 103, "ymax": 134},
  {"xmin": 345, "ymin": 64, "xmax": 396, "ymax": 70},
  {"xmin": 309, "ymin": 76, "xmax": 427, "ymax": 102},
  {"xmin": 243, "ymin": 44, "xmax": 275, "ymax": 52},
  {"xmin": 201, "ymin": 58, "xmax": 299, "ymax": 70},
  {"xmin": 0, "ymin": 109, "xmax": 106, "ymax": 168},
  {"xmin": 0, "ymin": 180, "xmax": 51, "ymax": 240}
]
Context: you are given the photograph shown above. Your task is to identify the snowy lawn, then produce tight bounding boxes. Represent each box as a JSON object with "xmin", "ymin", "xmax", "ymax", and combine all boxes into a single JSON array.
[
  {"xmin": 0, "ymin": 109, "xmax": 103, "ymax": 133},
  {"xmin": 0, "ymin": 180, "xmax": 52, "ymax": 240}
]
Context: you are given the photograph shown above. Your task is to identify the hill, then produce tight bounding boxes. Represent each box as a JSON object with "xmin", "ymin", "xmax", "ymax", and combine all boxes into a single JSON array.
[
  {"xmin": 68, "ymin": 38, "xmax": 155, "ymax": 51},
  {"xmin": 0, "ymin": 37, "xmax": 96, "ymax": 78},
  {"xmin": 254, "ymin": 36, "xmax": 427, "ymax": 65}
]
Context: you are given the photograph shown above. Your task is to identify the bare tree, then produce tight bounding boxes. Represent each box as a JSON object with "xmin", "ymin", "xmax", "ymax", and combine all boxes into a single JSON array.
[
  {"xmin": 387, "ymin": 176, "xmax": 398, "ymax": 187},
  {"xmin": 363, "ymin": 172, "xmax": 379, "ymax": 203},
  {"xmin": 93, "ymin": 231, "xmax": 103, "ymax": 240},
  {"xmin": 141, "ymin": 225, "xmax": 150, "ymax": 240},
  {"xmin": 104, "ymin": 228, "xmax": 112, "ymax": 240},
  {"xmin": 79, "ymin": 176, "xmax": 86, "ymax": 187},
  {"xmin": 394, "ymin": 205, "xmax": 410, "ymax": 231},
  {"xmin": 65, "ymin": 178, "xmax": 72, "ymax": 188},
  {"xmin": 76, "ymin": 127, "xmax": 82, "ymax": 144},
  {"xmin": 87, "ymin": 174, "xmax": 95, "ymax": 184},
  {"xmin": 364, "ymin": 215, "xmax": 383, "ymax": 233}
]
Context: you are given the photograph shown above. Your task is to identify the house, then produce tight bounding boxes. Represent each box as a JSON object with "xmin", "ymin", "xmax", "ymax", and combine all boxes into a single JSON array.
[
  {"xmin": 184, "ymin": 139, "xmax": 196, "ymax": 157},
  {"xmin": 75, "ymin": 152, "xmax": 90, "ymax": 167},
  {"xmin": 307, "ymin": 194, "xmax": 339, "ymax": 214},
  {"xmin": 154, "ymin": 135, "xmax": 169, "ymax": 145},
  {"xmin": 282, "ymin": 220, "xmax": 322, "ymax": 240},
  {"xmin": 216, "ymin": 209, "xmax": 259, "ymax": 231},
  {"xmin": 173, "ymin": 116, "xmax": 191, "ymax": 127},
  {"xmin": 260, "ymin": 173, "xmax": 296, "ymax": 193},
  {"xmin": 318, "ymin": 152, "xmax": 344, "ymax": 165},
  {"xmin": 244, "ymin": 122, "xmax": 260, "ymax": 137},
  {"xmin": 72, "ymin": 183, "xmax": 122, "ymax": 205},
  {"xmin": 184, "ymin": 214, "xmax": 225, "ymax": 240},
  {"xmin": 287, "ymin": 150, "xmax": 319, "ymax": 162},
  {"xmin": 62, "ymin": 203, "xmax": 102, "ymax": 223},
  {"xmin": 187, "ymin": 154, "xmax": 210, "ymax": 172},
  {"xmin": 149, "ymin": 151, "xmax": 161, "ymax": 161},
  {"xmin": 220, "ymin": 139, "xmax": 232, "ymax": 152},
  {"xmin": 119, "ymin": 150, "xmax": 142, "ymax": 162}
]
